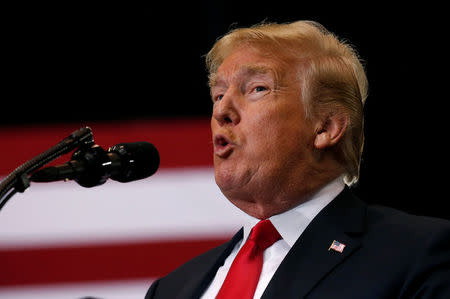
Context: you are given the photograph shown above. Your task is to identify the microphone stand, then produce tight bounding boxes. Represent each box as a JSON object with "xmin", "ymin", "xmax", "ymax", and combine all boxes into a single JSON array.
[{"xmin": 0, "ymin": 127, "xmax": 94, "ymax": 211}]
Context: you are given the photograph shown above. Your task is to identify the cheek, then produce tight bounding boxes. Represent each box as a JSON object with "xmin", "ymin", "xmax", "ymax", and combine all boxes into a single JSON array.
[
  {"xmin": 246, "ymin": 107, "xmax": 312, "ymax": 158},
  {"xmin": 210, "ymin": 118, "xmax": 217, "ymax": 137}
]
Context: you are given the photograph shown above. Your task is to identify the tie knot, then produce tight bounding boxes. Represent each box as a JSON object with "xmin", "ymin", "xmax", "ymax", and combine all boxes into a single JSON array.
[{"xmin": 249, "ymin": 219, "xmax": 281, "ymax": 250}]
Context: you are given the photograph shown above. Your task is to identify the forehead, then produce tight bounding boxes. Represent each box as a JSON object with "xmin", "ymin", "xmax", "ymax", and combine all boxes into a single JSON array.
[
  {"xmin": 209, "ymin": 47, "xmax": 288, "ymax": 88},
  {"xmin": 210, "ymin": 64, "xmax": 277, "ymax": 88}
]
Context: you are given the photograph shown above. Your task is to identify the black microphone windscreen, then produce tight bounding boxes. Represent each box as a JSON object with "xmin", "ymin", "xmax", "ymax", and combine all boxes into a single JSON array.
[{"xmin": 108, "ymin": 142, "xmax": 160, "ymax": 183}]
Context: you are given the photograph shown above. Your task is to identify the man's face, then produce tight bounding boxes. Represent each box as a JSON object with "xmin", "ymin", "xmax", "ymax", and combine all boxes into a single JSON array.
[{"xmin": 210, "ymin": 46, "xmax": 318, "ymax": 208}]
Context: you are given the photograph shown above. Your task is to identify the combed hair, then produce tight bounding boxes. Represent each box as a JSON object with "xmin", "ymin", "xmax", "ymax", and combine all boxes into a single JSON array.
[{"xmin": 206, "ymin": 21, "xmax": 368, "ymax": 185}]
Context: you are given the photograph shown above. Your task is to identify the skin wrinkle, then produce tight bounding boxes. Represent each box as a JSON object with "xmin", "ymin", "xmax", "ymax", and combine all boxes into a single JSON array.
[
  {"xmin": 210, "ymin": 65, "xmax": 281, "ymax": 101},
  {"xmin": 209, "ymin": 44, "xmax": 292, "ymax": 91}
]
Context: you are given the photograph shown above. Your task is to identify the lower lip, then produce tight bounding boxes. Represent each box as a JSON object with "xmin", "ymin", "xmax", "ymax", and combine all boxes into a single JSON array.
[{"xmin": 214, "ymin": 143, "xmax": 234, "ymax": 158}]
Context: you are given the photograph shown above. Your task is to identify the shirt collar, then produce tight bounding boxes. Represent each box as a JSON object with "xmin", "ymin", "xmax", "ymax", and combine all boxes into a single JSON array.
[{"xmin": 240, "ymin": 176, "xmax": 345, "ymax": 248}]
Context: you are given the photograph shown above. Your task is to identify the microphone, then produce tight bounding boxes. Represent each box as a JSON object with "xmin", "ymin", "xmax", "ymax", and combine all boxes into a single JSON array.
[{"xmin": 31, "ymin": 142, "xmax": 160, "ymax": 188}]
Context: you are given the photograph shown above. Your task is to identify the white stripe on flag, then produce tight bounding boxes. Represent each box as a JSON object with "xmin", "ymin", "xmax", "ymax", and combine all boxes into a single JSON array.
[
  {"xmin": 0, "ymin": 278, "xmax": 154, "ymax": 299},
  {"xmin": 0, "ymin": 167, "xmax": 246, "ymax": 249}
]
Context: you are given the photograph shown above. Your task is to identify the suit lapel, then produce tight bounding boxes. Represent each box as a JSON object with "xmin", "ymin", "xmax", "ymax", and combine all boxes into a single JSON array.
[
  {"xmin": 176, "ymin": 228, "xmax": 244, "ymax": 299},
  {"xmin": 262, "ymin": 188, "xmax": 366, "ymax": 299}
]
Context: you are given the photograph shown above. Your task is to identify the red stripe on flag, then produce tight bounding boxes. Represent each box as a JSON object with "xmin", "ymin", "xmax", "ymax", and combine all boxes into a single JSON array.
[
  {"xmin": 0, "ymin": 118, "xmax": 213, "ymax": 175},
  {"xmin": 0, "ymin": 237, "xmax": 229, "ymax": 287}
]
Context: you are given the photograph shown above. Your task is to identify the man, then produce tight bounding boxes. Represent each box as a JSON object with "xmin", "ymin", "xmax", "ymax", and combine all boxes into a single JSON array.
[{"xmin": 146, "ymin": 21, "xmax": 449, "ymax": 298}]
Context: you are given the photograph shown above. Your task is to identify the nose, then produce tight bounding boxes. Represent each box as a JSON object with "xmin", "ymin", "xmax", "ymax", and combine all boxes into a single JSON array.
[{"xmin": 212, "ymin": 92, "xmax": 241, "ymax": 126}]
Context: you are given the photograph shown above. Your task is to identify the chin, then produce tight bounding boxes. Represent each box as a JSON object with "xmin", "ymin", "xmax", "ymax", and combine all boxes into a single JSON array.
[
  {"xmin": 215, "ymin": 170, "xmax": 244, "ymax": 198},
  {"xmin": 214, "ymin": 172, "xmax": 234, "ymax": 193},
  {"xmin": 214, "ymin": 160, "xmax": 237, "ymax": 184}
]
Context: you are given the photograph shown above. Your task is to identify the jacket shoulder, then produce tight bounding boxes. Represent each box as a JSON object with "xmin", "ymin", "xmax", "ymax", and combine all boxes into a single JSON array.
[
  {"xmin": 366, "ymin": 204, "xmax": 450, "ymax": 237},
  {"xmin": 363, "ymin": 202, "xmax": 450, "ymax": 297},
  {"xmin": 146, "ymin": 229, "xmax": 243, "ymax": 299}
]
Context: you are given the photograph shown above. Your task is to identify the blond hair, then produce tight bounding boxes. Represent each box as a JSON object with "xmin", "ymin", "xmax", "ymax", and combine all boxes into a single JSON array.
[{"xmin": 206, "ymin": 21, "xmax": 368, "ymax": 185}]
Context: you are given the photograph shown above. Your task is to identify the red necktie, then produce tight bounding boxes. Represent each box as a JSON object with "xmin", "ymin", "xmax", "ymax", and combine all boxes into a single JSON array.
[{"xmin": 216, "ymin": 219, "xmax": 281, "ymax": 299}]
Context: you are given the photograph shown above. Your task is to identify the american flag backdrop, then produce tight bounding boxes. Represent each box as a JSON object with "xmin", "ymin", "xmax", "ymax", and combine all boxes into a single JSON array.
[
  {"xmin": 2, "ymin": 3, "xmax": 449, "ymax": 299},
  {"xmin": 0, "ymin": 119, "xmax": 247, "ymax": 299}
]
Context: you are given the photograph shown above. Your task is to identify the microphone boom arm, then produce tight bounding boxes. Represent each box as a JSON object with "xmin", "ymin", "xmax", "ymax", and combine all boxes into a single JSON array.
[{"xmin": 0, "ymin": 127, "xmax": 94, "ymax": 211}]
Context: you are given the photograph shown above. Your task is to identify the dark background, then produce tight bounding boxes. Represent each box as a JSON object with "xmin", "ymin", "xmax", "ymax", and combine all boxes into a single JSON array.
[{"xmin": 2, "ymin": 2, "xmax": 448, "ymax": 219}]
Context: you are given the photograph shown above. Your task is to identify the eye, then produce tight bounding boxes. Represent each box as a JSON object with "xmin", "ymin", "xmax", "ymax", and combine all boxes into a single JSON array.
[
  {"xmin": 215, "ymin": 94, "xmax": 224, "ymax": 102},
  {"xmin": 254, "ymin": 86, "xmax": 268, "ymax": 92}
]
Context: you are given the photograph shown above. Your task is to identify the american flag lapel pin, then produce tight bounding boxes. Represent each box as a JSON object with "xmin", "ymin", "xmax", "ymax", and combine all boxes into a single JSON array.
[{"xmin": 328, "ymin": 240, "xmax": 346, "ymax": 253}]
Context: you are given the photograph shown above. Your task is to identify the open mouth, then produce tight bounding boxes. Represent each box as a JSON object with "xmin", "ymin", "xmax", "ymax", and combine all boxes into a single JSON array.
[
  {"xmin": 214, "ymin": 135, "xmax": 234, "ymax": 157},
  {"xmin": 215, "ymin": 136, "xmax": 229, "ymax": 147}
]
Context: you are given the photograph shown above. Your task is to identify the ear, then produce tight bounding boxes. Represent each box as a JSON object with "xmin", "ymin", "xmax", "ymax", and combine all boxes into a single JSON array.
[{"xmin": 314, "ymin": 112, "xmax": 349, "ymax": 150}]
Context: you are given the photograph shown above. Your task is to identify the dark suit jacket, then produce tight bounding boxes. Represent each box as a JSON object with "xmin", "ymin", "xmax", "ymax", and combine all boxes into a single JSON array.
[{"xmin": 145, "ymin": 188, "xmax": 450, "ymax": 298}]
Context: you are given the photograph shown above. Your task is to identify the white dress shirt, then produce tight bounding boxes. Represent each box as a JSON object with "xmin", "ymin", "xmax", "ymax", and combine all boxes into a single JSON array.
[{"xmin": 200, "ymin": 176, "xmax": 345, "ymax": 299}]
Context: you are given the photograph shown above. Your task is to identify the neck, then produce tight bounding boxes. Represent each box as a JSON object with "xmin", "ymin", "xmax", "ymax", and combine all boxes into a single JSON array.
[{"xmin": 224, "ymin": 171, "xmax": 345, "ymax": 219}]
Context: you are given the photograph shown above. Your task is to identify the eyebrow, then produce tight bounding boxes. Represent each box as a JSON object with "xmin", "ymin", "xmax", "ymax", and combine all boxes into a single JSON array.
[{"xmin": 209, "ymin": 64, "xmax": 278, "ymax": 89}]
